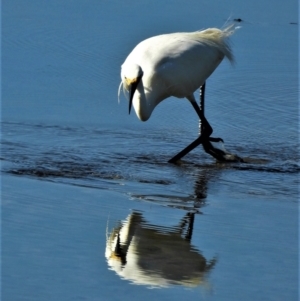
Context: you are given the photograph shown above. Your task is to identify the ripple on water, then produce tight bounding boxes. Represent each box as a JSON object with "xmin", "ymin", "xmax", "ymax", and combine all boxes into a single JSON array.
[{"xmin": 2, "ymin": 121, "xmax": 299, "ymax": 206}]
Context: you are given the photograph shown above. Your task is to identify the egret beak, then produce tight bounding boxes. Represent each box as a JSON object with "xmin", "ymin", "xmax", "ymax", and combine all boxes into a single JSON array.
[{"xmin": 129, "ymin": 77, "xmax": 141, "ymax": 115}]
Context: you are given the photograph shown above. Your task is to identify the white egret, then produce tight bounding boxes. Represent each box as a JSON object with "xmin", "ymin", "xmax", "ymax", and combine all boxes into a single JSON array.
[{"xmin": 120, "ymin": 25, "xmax": 243, "ymax": 163}]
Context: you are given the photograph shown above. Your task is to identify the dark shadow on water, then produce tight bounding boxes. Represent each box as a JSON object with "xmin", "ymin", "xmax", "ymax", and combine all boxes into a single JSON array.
[{"xmin": 132, "ymin": 166, "xmax": 214, "ymax": 211}]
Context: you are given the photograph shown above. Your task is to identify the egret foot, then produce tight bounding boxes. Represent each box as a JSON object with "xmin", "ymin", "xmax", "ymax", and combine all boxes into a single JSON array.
[
  {"xmin": 168, "ymin": 134, "xmax": 244, "ymax": 163},
  {"xmin": 167, "ymin": 135, "xmax": 222, "ymax": 163},
  {"xmin": 168, "ymin": 83, "xmax": 244, "ymax": 164},
  {"xmin": 202, "ymin": 138, "xmax": 244, "ymax": 163}
]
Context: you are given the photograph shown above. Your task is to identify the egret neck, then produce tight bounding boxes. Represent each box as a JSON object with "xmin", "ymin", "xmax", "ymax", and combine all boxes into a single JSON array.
[{"xmin": 122, "ymin": 63, "xmax": 164, "ymax": 121}]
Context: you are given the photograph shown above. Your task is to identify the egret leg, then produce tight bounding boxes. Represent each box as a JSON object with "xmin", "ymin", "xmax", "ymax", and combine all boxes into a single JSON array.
[
  {"xmin": 170, "ymin": 85, "xmax": 227, "ymax": 161},
  {"xmin": 194, "ymin": 84, "xmax": 231, "ymax": 160},
  {"xmin": 168, "ymin": 135, "xmax": 205, "ymax": 163},
  {"xmin": 169, "ymin": 84, "xmax": 244, "ymax": 163},
  {"xmin": 199, "ymin": 83, "xmax": 223, "ymax": 142},
  {"xmin": 197, "ymin": 84, "xmax": 244, "ymax": 162},
  {"xmin": 189, "ymin": 84, "xmax": 222, "ymax": 142}
]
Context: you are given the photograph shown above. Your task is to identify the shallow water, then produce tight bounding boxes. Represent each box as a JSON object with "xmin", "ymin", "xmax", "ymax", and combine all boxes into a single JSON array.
[{"xmin": 2, "ymin": 0, "xmax": 299, "ymax": 300}]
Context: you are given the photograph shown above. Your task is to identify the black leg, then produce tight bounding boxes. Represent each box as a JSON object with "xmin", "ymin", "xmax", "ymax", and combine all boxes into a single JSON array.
[
  {"xmin": 169, "ymin": 83, "xmax": 244, "ymax": 163},
  {"xmin": 189, "ymin": 85, "xmax": 213, "ymax": 138},
  {"xmin": 169, "ymin": 84, "xmax": 213, "ymax": 163},
  {"xmin": 168, "ymin": 135, "xmax": 204, "ymax": 163},
  {"xmin": 198, "ymin": 85, "xmax": 244, "ymax": 161},
  {"xmin": 192, "ymin": 83, "xmax": 223, "ymax": 142},
  {"xmin": 199, "ymin": 82, "xmax": 205, "ymax": 134}
]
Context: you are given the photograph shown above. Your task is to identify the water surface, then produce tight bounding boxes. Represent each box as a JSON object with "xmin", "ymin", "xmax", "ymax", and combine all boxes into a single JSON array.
[{"xmin": 2, "ymin": 0, "xmax": 299, "ymax": 300}]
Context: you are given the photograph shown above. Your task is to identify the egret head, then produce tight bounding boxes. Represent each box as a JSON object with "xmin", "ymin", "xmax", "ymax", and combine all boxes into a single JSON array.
[{"xmin": 121, "ymin": 63, "xmax": 143, "ymax": 114}]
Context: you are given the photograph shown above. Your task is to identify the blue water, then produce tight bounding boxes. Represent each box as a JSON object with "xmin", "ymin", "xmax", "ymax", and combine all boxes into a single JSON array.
[{"xmin": 2, "ymin": 0, "xmax": 299, "ymax": 300}]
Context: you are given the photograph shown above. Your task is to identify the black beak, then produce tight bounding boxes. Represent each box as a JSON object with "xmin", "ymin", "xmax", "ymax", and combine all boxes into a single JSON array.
[{"xmin": 129, "ymin": 77, "xmax": 141, "ymax": 115}]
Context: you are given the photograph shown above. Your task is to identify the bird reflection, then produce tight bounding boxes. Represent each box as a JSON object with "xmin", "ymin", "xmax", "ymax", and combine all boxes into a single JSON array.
[{"xmin": 105, "ymin": 211, "xmax": 216, "ymax": 288}]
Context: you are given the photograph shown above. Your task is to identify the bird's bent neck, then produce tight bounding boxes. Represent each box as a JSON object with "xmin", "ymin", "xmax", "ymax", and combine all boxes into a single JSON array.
[
  {"xmin": 132, "ymin": 86, "xmax": 159, "ymax": 122},
  {"xmin": 122, "ymin": 63, "xmax": 167, "ymax": 121}
]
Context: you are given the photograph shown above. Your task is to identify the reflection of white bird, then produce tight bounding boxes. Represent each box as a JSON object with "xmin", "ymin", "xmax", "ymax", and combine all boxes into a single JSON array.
[
  {"xmin": 105, "ymin": 212, "xmax": 216, "ymax": 288},
  {"xmin": 120, "ymin": 25, "xmax": 242, "ymax": 163}
]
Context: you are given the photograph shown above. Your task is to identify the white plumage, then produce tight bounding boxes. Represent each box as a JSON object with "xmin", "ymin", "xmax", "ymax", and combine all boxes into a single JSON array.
[{"xmin": 120, "ymin": 26, "xmax": 235, "ymax": 122}]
